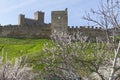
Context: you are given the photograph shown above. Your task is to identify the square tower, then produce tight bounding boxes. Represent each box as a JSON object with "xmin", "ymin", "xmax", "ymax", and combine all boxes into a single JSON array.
[
  {"xmin": 34, "ymin": 11, "xmax": 44, "ymax": 25},
  {"xmin": 18, "ymin": 14, "xmax": 25, "ymax": 26},
  {"xmin": 51, "ymin": 8, "xmax": 68, "ymax": 33}
]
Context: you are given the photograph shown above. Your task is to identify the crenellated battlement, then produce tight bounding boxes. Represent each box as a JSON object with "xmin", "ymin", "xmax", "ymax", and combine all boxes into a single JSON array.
[
  {"xmin": 68, "ymin": 26, "xmax": 103, "ymax": 30},
  {"xmin": 18, "ymin": 11, "xmax": 45, "ymax": 26},
  {"xmin": 0, "ymin": 8, "xmax": 110, "ymax": 39}
]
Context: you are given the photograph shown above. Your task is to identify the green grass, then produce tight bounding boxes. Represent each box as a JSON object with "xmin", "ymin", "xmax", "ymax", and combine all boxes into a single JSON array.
[
  {"xmin": 0, "ymin": 37, "xmax": 112, "ymax": 72},
  {"xmin": 0, "ymin": 37, "xmax": 50, "ymax": 59}
]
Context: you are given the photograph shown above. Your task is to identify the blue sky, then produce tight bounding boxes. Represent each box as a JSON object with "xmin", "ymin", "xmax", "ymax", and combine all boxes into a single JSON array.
[{"xmin": 0, "ymin": 0, "xmax": 100, "ymax": 26}]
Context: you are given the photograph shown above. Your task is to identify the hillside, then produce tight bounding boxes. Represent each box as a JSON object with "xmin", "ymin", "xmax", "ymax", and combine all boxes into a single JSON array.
[{"xmin": 0, "ymin": 38, "xmax": 50, "ymax": 59}]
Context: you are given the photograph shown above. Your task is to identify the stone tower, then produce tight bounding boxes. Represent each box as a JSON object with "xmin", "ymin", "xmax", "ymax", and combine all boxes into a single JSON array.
[
  {"xmin": 34, "ymin": 11, "xmax": 44, "ymax": 25},
  {"xmin": 18, "ymin": 14, "xmax": 25, "ymax": 26},
  {"xmin": 51, "ymin": 8, "xmax": 68, "ymax": 33}
]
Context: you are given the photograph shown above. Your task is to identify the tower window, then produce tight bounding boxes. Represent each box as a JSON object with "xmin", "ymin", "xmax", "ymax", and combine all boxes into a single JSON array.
[{"xmin": 57, "ymin": 16, "xmax": 61, "ymax": 20}]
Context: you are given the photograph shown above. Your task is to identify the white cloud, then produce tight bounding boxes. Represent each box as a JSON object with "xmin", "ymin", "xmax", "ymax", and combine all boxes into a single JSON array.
[{"xmin": 1, "ymin": 0, "xmax": 36, "ymax": 13}]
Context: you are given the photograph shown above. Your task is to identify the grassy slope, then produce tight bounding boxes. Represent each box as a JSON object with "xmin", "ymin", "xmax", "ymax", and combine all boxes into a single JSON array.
[
  {"xmin": 0, "ymin": 38, "xmax": 50, "ymax": 59},
  {"xmin": 0, "ymin": 38, "xmax": 111, "ymax": 71}
]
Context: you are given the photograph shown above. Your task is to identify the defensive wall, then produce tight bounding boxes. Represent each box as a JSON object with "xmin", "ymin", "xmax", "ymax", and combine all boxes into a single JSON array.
[
  {"xmin": 0, "ymin": 8, "xmax": 107, "ymax": 39},
  {"xmin": 18, "ymin": 11, "xmax": 45, "ymax": 26}
]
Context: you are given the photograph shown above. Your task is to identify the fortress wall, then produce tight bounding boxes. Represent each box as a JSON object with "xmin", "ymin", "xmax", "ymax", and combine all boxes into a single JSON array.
[
  {"xmin": 0, "ymin": 24, "xmax": 105, "ymax": 39},
  {"xmin": 2, "ymin": 26, "xmax": 14, "ymax": 37},
  {"xmin": 10, "ymin": 27, "xmax": 33, "ymax": 38},
  {"xmin": 1, "ymin": 25, "xmax": 28, "ymax": 37},
  {"xmin": 18, "ymin": 11, "xmax": 45, "ymax": 26},
  {"xmin": 24, "ymin": 18, "xmax": 37, "ymax": 26},
  {"xmin": 18, "ymin": 14, "xmax": 39, "ymax": 26},
  {"xmin": 0, "ymin": 23, "xmax": 51, "ymax": 38},
  {"xmin": 67, "ymin": 27, "xmax": 107, "ymax": 42},
  {"xmin": 2, "ymin": 28, "xmax": 14, "ymax": 37},
  {"xmin": 68, "ymin": 26, "xmax": 106, "ymax": 39},
  {"xmin": 68, "ymin": 26, "xmax": 103, "ymax": 30},
  {"xmin": 0, "ymin": 27, "xmax": 2, "ymax": 36},
  {"xmin": 0, "ymin": 9, "xmax": 109, "ymax": 39},
  {"xmin": 29, "ymin": 24, "xmax": 51, "ymax": 38}
]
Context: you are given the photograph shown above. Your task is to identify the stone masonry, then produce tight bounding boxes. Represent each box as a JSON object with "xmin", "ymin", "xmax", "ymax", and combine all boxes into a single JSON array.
[{"xmin": 0, "ymin": 8, "xmax": 106, "ymax": 39}]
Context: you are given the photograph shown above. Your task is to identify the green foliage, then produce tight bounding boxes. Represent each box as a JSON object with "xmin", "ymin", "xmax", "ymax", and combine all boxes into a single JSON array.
[
  {"xmin": 0, "ymin": 37, "xmax": 114, "ymax": 79},
  {"xmin": 114, "ymin": 36, "xmax": 120, "ymax": 42},
  {"xmin": 27, "ymin": 40, "xmax": 112, "ymax": 79},
  {"xmin": 0, "ymin": 38, "xmax": 50, "ymax": 60}
]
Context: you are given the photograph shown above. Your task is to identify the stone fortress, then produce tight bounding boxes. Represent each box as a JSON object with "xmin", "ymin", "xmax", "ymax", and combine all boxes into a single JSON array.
[{"xmin": 0, "ymin": 8, "xmax": 106, "ymax": 39}]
